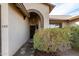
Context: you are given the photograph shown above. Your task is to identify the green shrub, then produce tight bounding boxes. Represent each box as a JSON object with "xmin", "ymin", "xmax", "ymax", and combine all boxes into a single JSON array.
[
  {"xmin": 70, "ymin": 26, "xmax": 79, "ymax": 49},
  {"xmin": 33, "ymin": 28, "xmax": 71, "ymax": 53}
]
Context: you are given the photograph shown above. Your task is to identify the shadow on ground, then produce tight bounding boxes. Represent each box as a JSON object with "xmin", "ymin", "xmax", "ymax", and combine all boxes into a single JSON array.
[{"xmin": 14, "ymin": 39, "xmax": 34, "ymax": 56}]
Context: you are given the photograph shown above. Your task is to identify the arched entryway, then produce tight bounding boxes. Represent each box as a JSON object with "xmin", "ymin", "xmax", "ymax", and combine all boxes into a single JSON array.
[{"xmin": 28, "ymin": 9, "xmax": 44, "ymax": 39}]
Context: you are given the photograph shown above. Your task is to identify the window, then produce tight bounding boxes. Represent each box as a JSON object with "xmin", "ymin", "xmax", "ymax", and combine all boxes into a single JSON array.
[{"xmin": 49, "ymin": 23, "xmax": 62, "ymax": 28}]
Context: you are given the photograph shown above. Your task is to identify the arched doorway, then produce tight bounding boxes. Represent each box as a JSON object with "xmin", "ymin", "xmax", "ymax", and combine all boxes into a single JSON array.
[{"xmin": 28, "ymin": 9, "xmax": 44, "ymax": 39}]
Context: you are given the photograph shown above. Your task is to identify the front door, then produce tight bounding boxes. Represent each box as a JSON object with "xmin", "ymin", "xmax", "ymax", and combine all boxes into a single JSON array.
[{"xmin": 30, "ymin": 25, "xmax": 38, "ymax": 39}]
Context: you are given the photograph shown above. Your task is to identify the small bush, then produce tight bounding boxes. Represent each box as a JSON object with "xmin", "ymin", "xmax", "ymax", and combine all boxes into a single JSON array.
[
  {"xmin": 70, "ymin": 26, "xmax": 79, "ymax": 49},
  {"xmin": 33, "ymin": 28, "xmax": 71, "ymax": 53}
]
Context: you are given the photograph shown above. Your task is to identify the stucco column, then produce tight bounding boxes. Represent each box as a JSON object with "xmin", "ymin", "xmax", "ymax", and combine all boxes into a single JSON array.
[
  {"xmin": 1, "ymin": 3, "xmax": 9, "ymax": 56},
  {"xmin": 62, "ymin": 22, "xmax": 71, "ymax": 28},
  {"xmin": 43, "ymin": 11, "xmax": 49, "ymax": 28}
]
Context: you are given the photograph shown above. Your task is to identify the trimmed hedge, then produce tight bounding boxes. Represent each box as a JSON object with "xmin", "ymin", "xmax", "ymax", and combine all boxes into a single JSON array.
[
  {"xmin": 33, "ymin": 28, "xmax": 71, "ymax": 53},
  {"xmin": 70, "ymin": 26, "xmax": 79, "ymax": 49}
]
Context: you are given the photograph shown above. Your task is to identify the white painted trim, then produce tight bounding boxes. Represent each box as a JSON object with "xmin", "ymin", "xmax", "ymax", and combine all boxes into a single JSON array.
[{"xmin": 1, "ymin": 3, "xmax": 9, "ymax": 56}]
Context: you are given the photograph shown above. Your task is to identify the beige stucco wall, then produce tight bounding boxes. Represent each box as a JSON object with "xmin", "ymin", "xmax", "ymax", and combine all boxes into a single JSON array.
[
  {"xmin": 8, "ymin": 5, "xmax": 29, "ymax": 56},
  {"xmin": 1, "ymin": 4, "xmax": 30, "ymax": 56},
  {"xmin": 23, "ymin": 3, "xmax": 49, "ymax": 28}
]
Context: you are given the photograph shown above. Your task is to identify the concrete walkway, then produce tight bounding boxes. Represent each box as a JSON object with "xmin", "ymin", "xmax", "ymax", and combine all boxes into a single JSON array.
[{"xmin": 14, "ymin": 39, "xmax": 34, "ymax": 56}]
